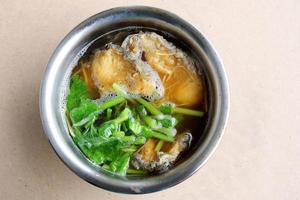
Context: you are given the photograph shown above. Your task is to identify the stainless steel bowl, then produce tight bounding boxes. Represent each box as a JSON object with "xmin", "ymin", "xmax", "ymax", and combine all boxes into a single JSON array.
[{"xmin": 40, "ymin": 6, "xmax": 229, "ymax": 194}]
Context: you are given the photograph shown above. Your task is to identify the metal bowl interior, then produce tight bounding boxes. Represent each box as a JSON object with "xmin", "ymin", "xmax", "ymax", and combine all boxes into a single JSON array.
[{"xmin": 40, "ymin": 6, "xmax": 229, "ymax": 194}]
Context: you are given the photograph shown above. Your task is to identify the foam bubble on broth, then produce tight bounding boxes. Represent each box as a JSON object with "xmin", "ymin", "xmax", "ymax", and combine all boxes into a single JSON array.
[{"xmin": 59, "ymin": 43, "xmax": 92, "ymax": 115}]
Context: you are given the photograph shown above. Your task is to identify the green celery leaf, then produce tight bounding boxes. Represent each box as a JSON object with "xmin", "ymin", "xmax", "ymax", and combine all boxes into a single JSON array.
[
  {"xmin": 136, "ymin": 105, "xmax": 147, "ymax": 116},
  {"xmin": 70, "ymin": 98, "xmax": 98, "ymax": 124},
  {"xmin": 109, "ymin": 153, "xmax": 130, "ymax": 174},
  {"xmin": 66, "ymin": 75, "xmax": 90, "ymax": 113},
  {"xmin": 97, "ymin": 121, "xmax": 118, "ymax": 137},
  {"xmin": 128, "ymin": 118, "xmax": 142, "ymax": 135}
]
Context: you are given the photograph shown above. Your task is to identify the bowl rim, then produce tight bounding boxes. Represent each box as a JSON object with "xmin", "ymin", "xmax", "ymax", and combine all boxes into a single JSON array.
[{"xmin": 40, "ymin": 6, "xmax": 230, "ymax": 194}]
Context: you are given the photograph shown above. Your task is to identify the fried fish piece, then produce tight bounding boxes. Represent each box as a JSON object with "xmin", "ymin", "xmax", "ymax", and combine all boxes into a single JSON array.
[
  {"xmin": 91, "ymin": 45, "xmax": 163, "ymax": 99},
  {"xmin": 131, "ymin": 132, "xmax": 192, "ymax": 172},
  {"xmin": 122, "ymin": 32, "xmax": 204, "ymax": 107}
]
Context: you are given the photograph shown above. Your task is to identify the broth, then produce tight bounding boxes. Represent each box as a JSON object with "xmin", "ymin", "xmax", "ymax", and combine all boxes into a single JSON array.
[{"xmin": 65, "ymin": 30, "xmax": 208, "ymax": 175}]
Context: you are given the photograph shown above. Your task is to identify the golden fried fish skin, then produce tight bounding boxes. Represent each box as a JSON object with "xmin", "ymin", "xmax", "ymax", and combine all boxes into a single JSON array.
[
  {"xmin": 131, "ymin": 132, "xmax": 192, "ymax": 172},
  {"xmin": 122, "ymin": 32, "xmax": 204, "ymax": 107},
  {"xmin": 91, "ymin": 45, "xmax": 163, "ymax": 99}
]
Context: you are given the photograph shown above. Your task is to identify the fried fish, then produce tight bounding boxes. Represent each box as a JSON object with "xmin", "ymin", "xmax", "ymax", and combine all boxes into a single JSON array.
[
  {"xmin": 91, "ymin": 45, "xmax": 164, "ymax": 100},
  {"xmin": 122, "ymin": 32, "xmax": 204, "ymax": 107}
]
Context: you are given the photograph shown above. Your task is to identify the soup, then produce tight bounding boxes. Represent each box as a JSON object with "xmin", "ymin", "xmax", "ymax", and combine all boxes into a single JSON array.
[{"xmin": 65, "ymin": 31, "xmax": 207, "ymax": 176}]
